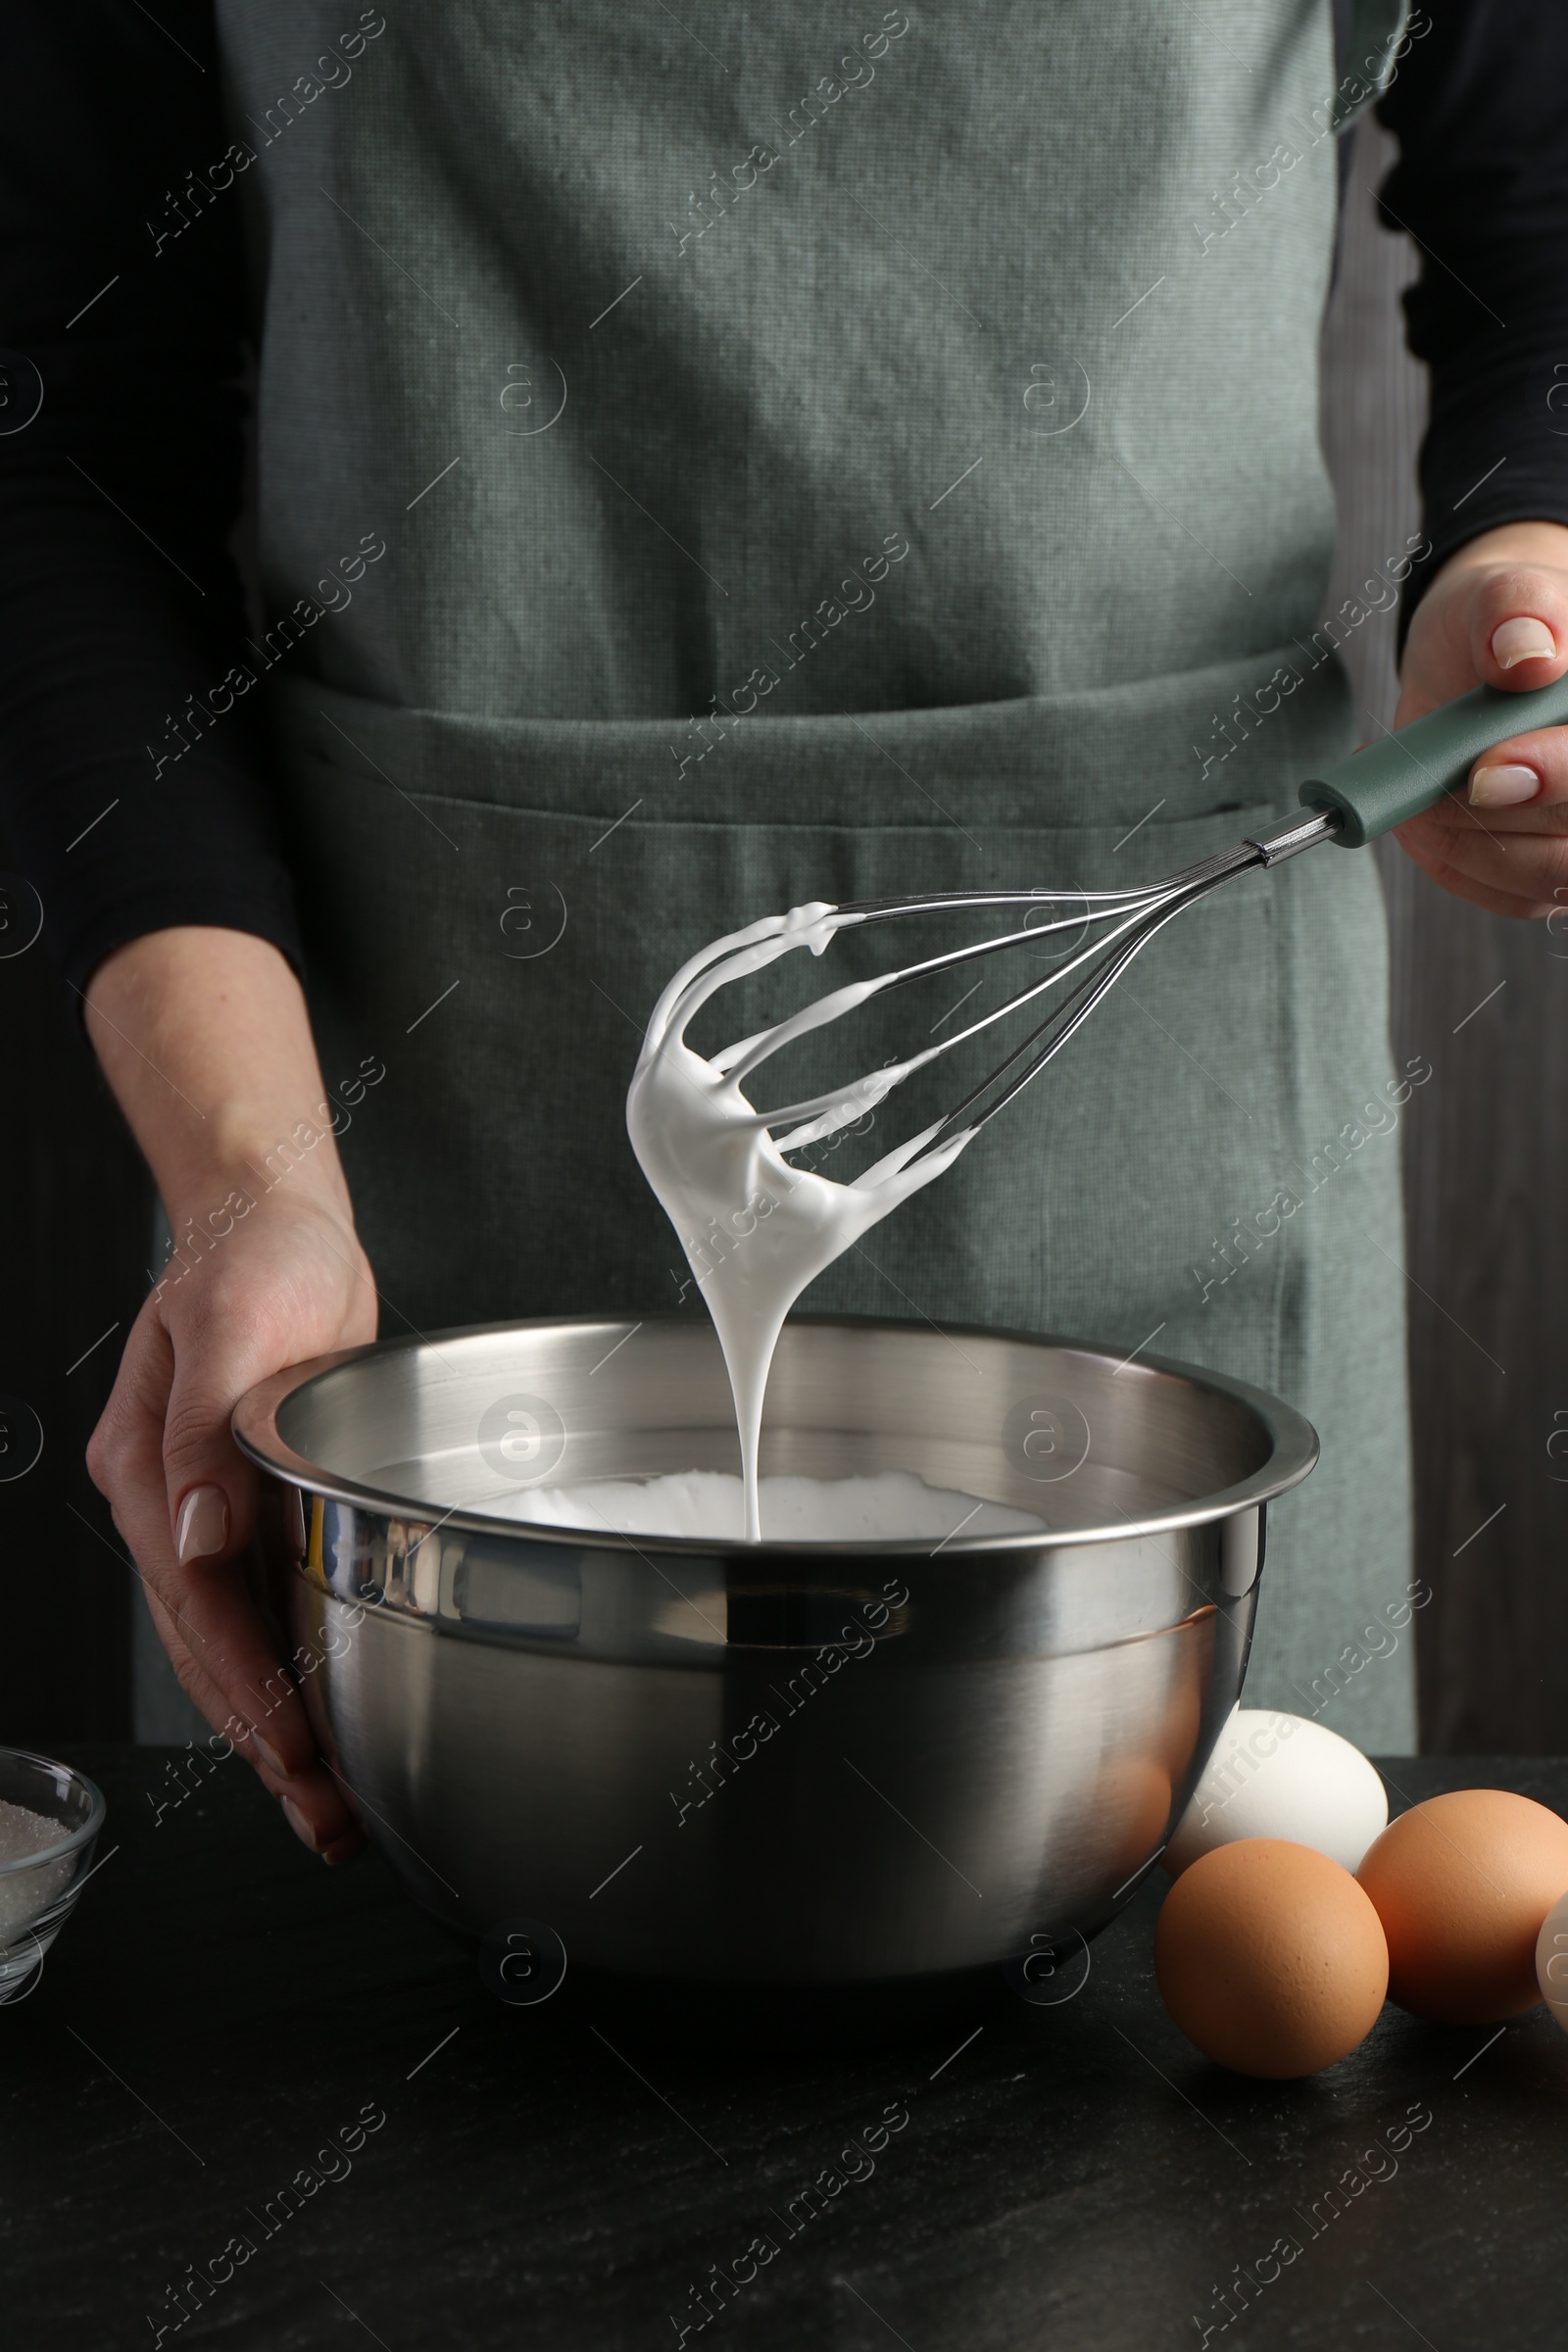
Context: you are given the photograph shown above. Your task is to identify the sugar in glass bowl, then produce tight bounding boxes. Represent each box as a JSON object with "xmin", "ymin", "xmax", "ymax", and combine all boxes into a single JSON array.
[{"xmin": 0, "ymin": 1748, "xmax": 106, "ymax": 1999}]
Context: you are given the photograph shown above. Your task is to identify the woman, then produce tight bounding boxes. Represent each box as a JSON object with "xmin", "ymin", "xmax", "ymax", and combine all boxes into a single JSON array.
[{"xmin": 4, "ymin": 1, "xmax": 1565, "ymax": 1862}]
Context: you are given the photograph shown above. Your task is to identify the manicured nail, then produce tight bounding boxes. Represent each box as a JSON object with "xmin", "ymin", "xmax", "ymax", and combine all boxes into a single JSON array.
[
  {"xmin": 1470, "ymin": 761, "xmax": 1541, "ymax": 808},
  {"xmin": 322, "ymin": 1833, "xmax": 363, "ymax": 1867},
  {"xmin": 280, "ymin": 1793, "xmax": 324, "ymax": 1853},
  {"xmin": 1492, "ymin": 617, "xmax": 1556, "ymax": 669},
  {"xmin": 250, "ymin": 1731, "xmax": 287, "ymax": 1780},
  {"xmin": 174, "ymin": 1485, "xmax": 229, "ymax": 1564}
]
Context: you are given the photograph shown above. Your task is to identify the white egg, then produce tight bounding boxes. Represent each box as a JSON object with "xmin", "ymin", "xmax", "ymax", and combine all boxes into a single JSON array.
[
  {"xmin": 1164, "ymin": 1706, "xmax": 1388, "ymax": 1877},
  {"xmin": 1536, "ymin": 1889, "xmax": 1568, "ymax": 2033}
]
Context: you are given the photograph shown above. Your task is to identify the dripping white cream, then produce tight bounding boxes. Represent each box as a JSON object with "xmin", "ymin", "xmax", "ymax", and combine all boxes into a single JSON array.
[{"xmin": 626, "ymin": 901, "xmax": 979, "ymax": 1542}]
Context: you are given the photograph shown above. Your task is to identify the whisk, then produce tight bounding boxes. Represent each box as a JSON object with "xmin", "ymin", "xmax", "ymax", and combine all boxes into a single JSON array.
[{"xmin": 694, "ymin": 677, "xmax": 1568, "ymax": 1168}]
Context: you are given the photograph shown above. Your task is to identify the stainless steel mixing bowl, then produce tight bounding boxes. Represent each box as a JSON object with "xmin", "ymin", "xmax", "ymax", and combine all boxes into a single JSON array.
[{"xmin": 233, "ymin": 1314, "xmax": 1316, "ymax": 1984}]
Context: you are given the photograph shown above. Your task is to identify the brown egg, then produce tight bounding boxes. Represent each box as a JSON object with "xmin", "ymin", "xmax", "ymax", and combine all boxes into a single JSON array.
[
  {"xmin": 1356, "ymin": 1788, "xmax": 1568, "ymax": 2023},
  {"xmin": 1155, "ymin": 1838, "xmax": 1389, "ymax": 2077}
]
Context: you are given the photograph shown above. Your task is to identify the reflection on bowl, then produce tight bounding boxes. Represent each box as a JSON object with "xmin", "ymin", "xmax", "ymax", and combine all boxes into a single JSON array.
[
  {"xmin": 234, "ymin": 1314, "xmax": 1318, "ymax": 1986},
  {"xmin": 0, "ymin": 1748, "xmax": 106, "ymax": 2000},
  {"xmin": 1094, "ymin": 1754, "xmax": 1177, "ymax": 1885}
]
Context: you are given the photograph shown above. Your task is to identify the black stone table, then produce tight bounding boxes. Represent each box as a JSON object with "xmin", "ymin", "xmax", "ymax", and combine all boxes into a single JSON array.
[{"xmin": 10, "ymin": 1749, "xmax": 1568, "ymax": 2349}]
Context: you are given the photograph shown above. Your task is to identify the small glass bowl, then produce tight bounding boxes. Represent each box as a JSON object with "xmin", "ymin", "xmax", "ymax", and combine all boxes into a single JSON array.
[{"xmin": 0, "ymin": 1749, "xmax": 106, "ymax": 2000}]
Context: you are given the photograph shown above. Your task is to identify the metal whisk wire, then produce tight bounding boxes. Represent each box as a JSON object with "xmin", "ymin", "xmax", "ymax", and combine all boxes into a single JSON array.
[
  {"xmin": 710, "ymin": 809, "xmax": 1338, "ymax": 1171},
  {"xmin": 654, "ymin": 675, "xmax": 1568, "ymax": 1184}
]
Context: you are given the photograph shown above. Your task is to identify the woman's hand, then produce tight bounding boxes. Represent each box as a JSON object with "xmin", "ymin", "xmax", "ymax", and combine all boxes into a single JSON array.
[
  {"xmin": 89, "ymin": 1183, "xmax": 375, "ymax": 1857},
  {"xmin": 1392, "ymin": 520, "xmax": 1568, "ymax": 918},
  {"xmin": 83, "ymin": 928, "xmax": 377, "ymax": 1860}
]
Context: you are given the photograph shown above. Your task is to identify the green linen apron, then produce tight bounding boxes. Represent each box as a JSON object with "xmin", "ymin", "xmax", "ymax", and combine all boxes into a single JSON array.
[{"xmin": 219, "ymin": 0, "xmax": 1417, "ymax": 1744}]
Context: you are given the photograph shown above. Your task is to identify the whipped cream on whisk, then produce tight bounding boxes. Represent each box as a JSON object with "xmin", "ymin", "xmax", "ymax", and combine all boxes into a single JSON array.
[{"xmin": 627, "ymin": 902, "xmax": 977, "ymax": 1542}]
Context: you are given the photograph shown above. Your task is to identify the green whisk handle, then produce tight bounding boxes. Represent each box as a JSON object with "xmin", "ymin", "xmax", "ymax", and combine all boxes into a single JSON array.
[{"xmin": 1298, "ymin": 672, "xmax": 1568, "ymax": 848}]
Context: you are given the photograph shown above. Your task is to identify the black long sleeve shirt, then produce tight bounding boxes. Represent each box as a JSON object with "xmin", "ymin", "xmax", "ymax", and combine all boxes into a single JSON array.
[{"xmin": 2, "ymin": 1, "xmax": 1565, "ymax": 997}]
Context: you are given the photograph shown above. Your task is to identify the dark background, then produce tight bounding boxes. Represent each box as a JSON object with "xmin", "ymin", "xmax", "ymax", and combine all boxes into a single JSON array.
[
  {"xmin": 0, "ymin": 946, "xmax": 146, "ymax": 1740},
  {"xmin": 4, "ymin": 118, "xmax": 1561, "ymax": 1752}
]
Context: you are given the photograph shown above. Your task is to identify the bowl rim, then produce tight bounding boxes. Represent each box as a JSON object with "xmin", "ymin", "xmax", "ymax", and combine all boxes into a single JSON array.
[
  {"xmin": 231, "ymin": 1311, "xmax": 1319, "ymax": 1557},
  {"xmin": 0, "ymin": 1749, "xmax": 107, "ymax": 1877}
]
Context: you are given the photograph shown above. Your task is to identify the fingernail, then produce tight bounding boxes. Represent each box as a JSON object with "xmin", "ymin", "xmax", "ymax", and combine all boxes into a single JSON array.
[
  {"xmin": 251, "ymin": 1731, "xmax": 287, "ymax": 1780},
  {"xmin": 280, "ymin": 1793, "xmax": 324, "ymax": 1853},
  {"xmin": 1492, "ymin": 617, "xmax": 1556, "ymax": 669},
  {"xmin": 174, "ymin": 1485, "xmax": 229, "ymax": 1564},
  {"xmin": 322, "ymin": 1833, "xmax": 363, "ymax": 1867},
  {"xmin": 1470, "ymin": 761, "xmax": 1541, "ymax": 807}
]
